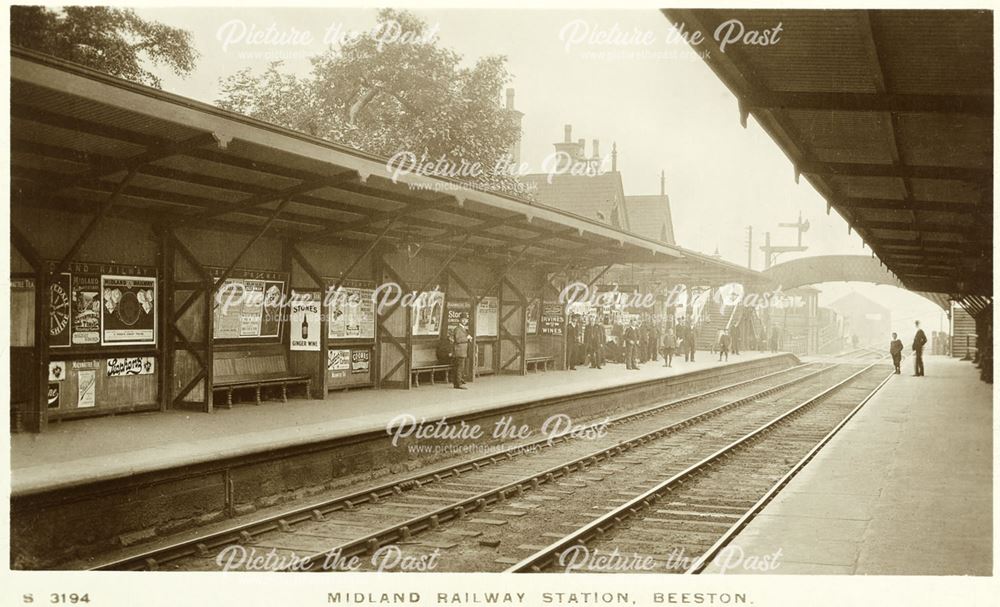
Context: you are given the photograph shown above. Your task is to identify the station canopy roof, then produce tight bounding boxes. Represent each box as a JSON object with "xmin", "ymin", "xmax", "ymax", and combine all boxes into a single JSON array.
[
  {"xmin": 663, "ymin": 9, "xmax": 993, "ymax": 298},
  {"xmin": 11, "ymin": 47, "xmax": 771, "ymax": 290}
]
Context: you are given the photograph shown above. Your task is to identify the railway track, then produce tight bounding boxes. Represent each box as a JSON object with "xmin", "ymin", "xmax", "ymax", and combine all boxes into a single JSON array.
[
  {"xmin": 91, "ymin": 361, "xmax": 832, "ymax": 571},
  {"xmin": 320, "ymin": 360, "xmax": 889, "ymax": 573},
  {"xmin": 503, "ymin": 357, "xmax": 893, "ymax": 574}
]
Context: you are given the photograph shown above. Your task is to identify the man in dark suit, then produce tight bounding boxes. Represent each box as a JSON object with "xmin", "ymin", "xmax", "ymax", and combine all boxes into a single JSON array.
[
  {"xmin": 912, "ymin": 321, "xmax": 927, "ymax": 376},
  {"xmin": 566, "ymin": 314, "xmax": 581, "ymax": 370},
  {"xmin": 585, "ymin": 316, "xmax": 605, "ymax": 369},
  {"xmin": 623, "ymin": 319, "xmax": 640, "ymax": 370},
  {"xmin": 450, "ymin": 313, "xmax": 472, "ymax": 389}
]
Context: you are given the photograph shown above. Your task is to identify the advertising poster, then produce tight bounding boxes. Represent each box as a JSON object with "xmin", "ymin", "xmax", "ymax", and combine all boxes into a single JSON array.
[
  {"xmin": 10, "ymin": 277, "xmax": 35, "ymax": 348},
  {"xmin": 526, "ymin": 298, "xmax": 541, "ymax": 335},
  {"xmin": 446, "ymin": 299, "xmax": 471, "ymax": 333},
  {"xmin": 47, "ymin": 383, "xmax": 60, "ymax": 409},
  {"xmin": 541, "ymin": 301, "xmax": 565, "ymax": 336},
  {"xmin": 77, "ymin": 369, "xmax": 96, "ymax": 408},
  {"xmin": 328, "ymin": 283, "xmax": 376, "ymax": 340},
  {"xmin": 351, "ymin": 349, "xmax": 370, "ymax": 374},
  {"xmin": 48, "ymin": 361, "xmax": 66, "ymax": 382},
  {"xmin": 101, "ymin": 275, "xmax": 156, "ymax": 346},
  {"xmin": 327, "ymin": 348, "xmax": 350, "ymax": 371},
  {"xmin": 71, "ymin": 274, "xmax": 100, "ymax": 345},
  {"xmin": 476, "ymin": 296, "xmax": 499, "ymax": 337},
  {"xmin": 259, "ymin": 280, "xmax": 284, "ymax": 338},
  {"xmin": 107, "ymin": 356, "xmax": 155, "ymax": 377},
  {"xmin": 49, "ymin": 272, "xmax": 72, "ymax": 347},
  {"xmin": 239, "ymin": 280, "xmax": 265, "ymax": 337},
  {"xmin": 411, "ymin": 290, "xmax": 444, "ymax": 336},
  {"xmin": 213, "ymin": 274, "xmax": 285, "ymax": 340},
  {"xmin": 213, "ymin": 279, "xmax": 244, "ymax": 339},
  {"xmin": 290, "ymin": 290, "xmax": 321, "ymax": 351}
]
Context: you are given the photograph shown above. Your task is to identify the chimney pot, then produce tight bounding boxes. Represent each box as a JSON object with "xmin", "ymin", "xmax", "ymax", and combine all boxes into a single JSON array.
[
  {"xmin": 593, "ymin": 139, "xmax": 600, "ymax": 159},
  {"xmin": 564, "ymin": 124, "xmax": 572, "ymax": 143},
  {"xmin": 505, "ymin": 88, "xmax": 515, "ymax": 110}
]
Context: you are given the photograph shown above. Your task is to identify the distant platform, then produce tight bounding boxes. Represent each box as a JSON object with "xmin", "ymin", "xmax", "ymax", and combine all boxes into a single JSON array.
[
  {"xmin": 703, "ymin": 355, "xmax": 992, "ymax": 575},
  {"xmin": 12, "ymin": 351, "xmax": 790, "ymax": 497}
]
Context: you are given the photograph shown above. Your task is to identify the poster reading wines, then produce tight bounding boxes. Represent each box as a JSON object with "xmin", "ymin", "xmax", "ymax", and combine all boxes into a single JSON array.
[{"xmin": 101, "ymin": 275, "xmax": 156, "ymax": 346}]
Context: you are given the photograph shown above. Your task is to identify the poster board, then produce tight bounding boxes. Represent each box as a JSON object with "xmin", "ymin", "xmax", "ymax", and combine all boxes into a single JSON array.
[
  {"xmin": 526, "ymin": 298, "xmax": 541, "ymax": 335},
  {"xmin": 412, "ymin": 290, "xmax": 445, "ymax": 336},
  {"xmin": 10, "ymin": 277, "xmax": 35, "ymax": 347},
  {"xmin": 290, "ymin": 290, "xmax": 321, "ymax": 351},
  {"xmin": 327, "ymin": 280, "xmax": 376, "ymax": 341},
  {"xmin": 210, "ymin": 268, "xmax": 286, "ymax": 340},
  {"xmin": 447, "ymin": 300, "xmax": 471, "ymax": 333},
  {"xmin": 476, "ymin": 296, "xmax": 499, "ymax": 337},
  {"xmin": 101, "ymin": 275, "xmax": 156, "ymax": 346},
  {"xmin": 327, "ymin": 346, "xmax": 373, "ymax": 388},
  {"xmin": 49, "ymin": 272, "xmax": 71, "ymax": 347},
  {"xmin": 541, "ymin": 301, "xmax": 565, "ymax": 336}
]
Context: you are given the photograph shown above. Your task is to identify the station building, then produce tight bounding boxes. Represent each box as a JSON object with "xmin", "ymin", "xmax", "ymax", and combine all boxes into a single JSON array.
[{"xmin": 10, "ymin": 48, "xmax": 804, "ymax": 433}]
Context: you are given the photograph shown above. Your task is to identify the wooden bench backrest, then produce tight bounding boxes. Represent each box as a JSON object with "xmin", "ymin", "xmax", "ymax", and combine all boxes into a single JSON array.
[
  {"xmin": 214, "ymin": 346, "xmax": 290, "ymax": 381},
  {"xmin": 411, "ymin": 341, "xmax": 442, "ymax": 367},
  {"xmin": 525, "ymin": 336, "xmax": 544, "ymax": 359}
]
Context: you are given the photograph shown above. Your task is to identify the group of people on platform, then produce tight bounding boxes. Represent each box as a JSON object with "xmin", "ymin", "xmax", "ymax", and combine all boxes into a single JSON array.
[
  {"xmin": 563, "ymin": 313, "xmax": 764, "ymax": 372},
  {"xmin": 888, "ymin": 320, "xmax": 928, "ymax": 376}
]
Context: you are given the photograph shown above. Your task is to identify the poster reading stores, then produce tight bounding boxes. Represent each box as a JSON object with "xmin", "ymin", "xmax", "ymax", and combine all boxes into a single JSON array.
[
  {"xmin": 290, "ymin": 291, "xmax": 321, "ymax": 351},
  {"xmin": 101, "ymin": 275, "xmax": 156, "ymax": 346}
]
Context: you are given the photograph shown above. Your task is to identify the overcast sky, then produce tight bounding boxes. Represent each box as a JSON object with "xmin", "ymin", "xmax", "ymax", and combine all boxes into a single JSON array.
[{"xmin": 134, "ymin": 6, "xmax": 948, "ymax": 335}]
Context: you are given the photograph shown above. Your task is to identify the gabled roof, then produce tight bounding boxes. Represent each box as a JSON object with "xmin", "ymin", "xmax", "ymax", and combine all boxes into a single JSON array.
[
  {"xmin": 519, "ymin": 172, "xmax": 630, "ymax": 231},
  {"xmin": 623, "ymin": 194, "xmax": 675, "ymax": 245},
  {"xmin": 827, "ymin": 291, "xmax": 892, "ymax": 316}
]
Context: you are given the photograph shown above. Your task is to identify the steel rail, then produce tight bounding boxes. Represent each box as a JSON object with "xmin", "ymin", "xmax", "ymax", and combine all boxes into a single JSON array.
[
  {"xmin": 504, "ymin": 356, "xmax": 890, "ymax": 573},
  {"xmin": 282, "ymin": 363, "xmax": 839, "ymax": 572},
  {"xmin": 685, "ymin": 359, "xmax": 894, "ymax": 573},
  {"xmin": 91, "ymin": 361, "xmax": 820, "ymax": 571}
]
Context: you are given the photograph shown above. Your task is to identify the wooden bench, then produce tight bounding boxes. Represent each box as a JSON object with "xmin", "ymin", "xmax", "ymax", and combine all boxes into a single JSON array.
[
  {"xmin": 526, "ymin": 356, "xmax": 555, "ymax": 372},
  {"xmin": 213, "ymin": 350, "xmax": 311, "ymax": 407},
  {"xmin": 410, "ymin": 363, "xmax": 452, "ymax": 387},
  {"xmin": 410, "ymin": 343, "xmax": 451, "ymax": 387}
]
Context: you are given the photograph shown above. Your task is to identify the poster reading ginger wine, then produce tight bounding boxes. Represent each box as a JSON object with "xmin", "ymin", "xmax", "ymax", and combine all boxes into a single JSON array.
[{"xmin": 101, "ymin": 275, "xmax": 156, "ymax": 346}]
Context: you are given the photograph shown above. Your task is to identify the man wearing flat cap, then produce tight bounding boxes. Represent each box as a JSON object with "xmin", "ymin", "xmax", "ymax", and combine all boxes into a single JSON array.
[{"xmin": 450, "ymin": 312, "xmax": 473, "ymax": 389}]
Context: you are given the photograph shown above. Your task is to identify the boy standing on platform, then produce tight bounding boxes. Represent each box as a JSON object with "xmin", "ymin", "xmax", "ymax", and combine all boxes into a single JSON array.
[{"xmin": 889, "ymin": 332, "xmax": 903, "ymax": 374}]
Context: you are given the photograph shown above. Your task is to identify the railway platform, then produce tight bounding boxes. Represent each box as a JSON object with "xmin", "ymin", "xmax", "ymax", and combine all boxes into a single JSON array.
[
  {"xmin": 12, "ymin": 351, "xmax": 784, "ymax": 495},
  {"xmin": 13, "ymin": 351, "xmax": 801, "ymax": 569},
  {"xmin": 703, "ymin": 355, "xmax": 992, "ymax": 575}
]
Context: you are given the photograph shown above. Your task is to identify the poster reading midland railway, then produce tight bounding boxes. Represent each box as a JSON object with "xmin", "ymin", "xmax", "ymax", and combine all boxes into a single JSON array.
[{"xmin": 100, "ymin": 275, "xmax": 156, "ymax": 346}]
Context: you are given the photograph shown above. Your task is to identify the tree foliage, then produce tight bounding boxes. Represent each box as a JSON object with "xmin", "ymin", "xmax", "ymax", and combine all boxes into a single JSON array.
[
  {"xmin": 10, "ymin": 5, "xmax": 198, "ymax": 88},
  {"xmin": 217, "ymin": 9, "xmax": 522, "ymax": 194}
]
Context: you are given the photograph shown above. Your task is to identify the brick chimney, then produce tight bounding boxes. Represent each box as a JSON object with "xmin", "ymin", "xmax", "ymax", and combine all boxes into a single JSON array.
[{"xmin": 505, "ymin": 88, "xmax": 523, "ymax": 165}]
